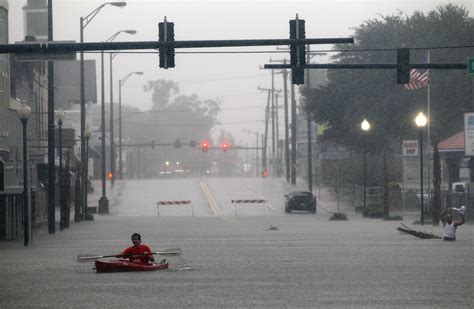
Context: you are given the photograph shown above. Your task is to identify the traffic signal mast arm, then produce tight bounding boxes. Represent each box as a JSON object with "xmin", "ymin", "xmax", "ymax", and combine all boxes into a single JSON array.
[
  {"xmin": 3, "ymin": 38, "xmax": 354, "ymax": 54},
  {"xmin": 263, "ymin": 63, "xmax": 467, "ymax": 70}
]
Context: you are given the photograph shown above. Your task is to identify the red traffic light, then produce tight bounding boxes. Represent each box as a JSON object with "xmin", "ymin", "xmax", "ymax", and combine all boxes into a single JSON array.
[
  {"xmin": 221, "ymin": 142, "xmax": 229, "ymax": 152},
  {"xmin": 201, "ymin": 140, "xmax": 209, "ymax": 152},
  {"xmin": 262, "ymin": 170, "xmax": 269, "ymax": 177},
  {"xmin": 107, "ymin": 172, "xmax": 113, "ymax": 180}
]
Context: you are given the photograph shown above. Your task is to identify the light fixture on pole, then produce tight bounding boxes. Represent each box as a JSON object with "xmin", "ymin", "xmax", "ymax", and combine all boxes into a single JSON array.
[
  {"xmin": 84, "ymin": 126, "xmax": 92, "ymax": 218},
  {"xmin": 17, "ymin": 103, "xmax": 31, "ymax": 246},
  {"xmin": 107, "ymin": 29, "xmax": 137, "ymax": 187},
  {"xmin": 80, "ymin": 1, "xmax": 127, "ymax": 220},
  {"xmin": 118, "ymin": 71, "xmax": 143, "ymax": 179},
  {"xmin": 415, "ymin": 111, "xmax": 427, "ymax": 225},
  {"xmin": 361, "ymin": 118, "xmax": 371, "ymax": 209},
  {"xmin": 56, "ymin": 108, "xmax": 66, "ymax": 230}
]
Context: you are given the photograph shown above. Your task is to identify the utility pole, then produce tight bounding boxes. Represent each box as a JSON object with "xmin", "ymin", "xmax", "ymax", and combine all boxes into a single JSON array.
[
  {"xmin": 47, "ymin": 0, "xmax": 55, "ymax": 233},
  {"xmin": 283, "ymin": 60, "xmax": 290, "ymax": 183},
  {"xmin": 258, "ymin": 86, "xmax": 282, "ymax": 177},
  {"xmin": 306, "ymin": 44, "xmax": 313, "ymax": 192},
  {"xmin": 275, "ymin": 93, "xmax": 280, "ymax": 177},
  {"xmin": 290, "ymin": 74, "xmax": 297, "ymax": 185}
]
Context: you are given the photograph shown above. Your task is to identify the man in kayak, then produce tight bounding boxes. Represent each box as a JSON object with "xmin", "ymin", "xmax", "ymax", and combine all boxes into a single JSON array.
[{"xmin": 118, "ymin": 233, "xmax": 155, "ymax": 264}]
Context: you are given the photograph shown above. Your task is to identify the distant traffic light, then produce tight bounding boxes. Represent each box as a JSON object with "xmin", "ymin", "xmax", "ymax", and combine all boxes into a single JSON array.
[
  {"xmin": 201, "ymin": 140, "xmax": 209, "ymax": 152},
  {"xmin": 158, "ymin": 17, "xmax": 175, "ymax": 69},
  {"xmin": 397, "ymin": 48, "xmax": 410, "ymax": 84},
  {"xmin": 221, "ymin": 142, "xmax": 229, "ymax": 152},
  {"xmin": 107, "ymin": 172, "xmax": 113, "ymax": 180},
  {"xmin": 262, "ymin": 170, "xmax": 269, "ymax": 178},
  {"xmin": 174, "ymin": 138, "xmax": 181, "ymax": 149}
]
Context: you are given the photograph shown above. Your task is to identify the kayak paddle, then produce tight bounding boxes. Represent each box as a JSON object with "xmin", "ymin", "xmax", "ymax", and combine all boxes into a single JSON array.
[{"xmin": 77, "ymin": 248, "xmax": 182, "ymax": 262}]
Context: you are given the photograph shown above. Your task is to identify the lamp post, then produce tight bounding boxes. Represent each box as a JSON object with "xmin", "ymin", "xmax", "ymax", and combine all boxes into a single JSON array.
[
  {"xmin": 17, "ymin": 103, "xmax": 31, "ymax": 246},
  {"xmin": 118, "ymin": 71, "xmax": 143, "ymax": 179},
  {"xmin": 56, "ymin": 108, "xmax": 65, "ymax": 230},
  {"xmin": 80, "ymin": 1, "xmax": 126, "ymax": 220},
  {"xmin": 84, "ymin": 126, "xmax": 92, "ymax": 218},
  {"xmin": 361, "ymin": 119, "xmax": 371, "ymax": 209},
  {"xmin": 107, "ymin": 30, "xmax": 137, "ymax": 187},
  {"xmin": 415, "ymin": 112, "xmax": 428, "ymax": 225}
]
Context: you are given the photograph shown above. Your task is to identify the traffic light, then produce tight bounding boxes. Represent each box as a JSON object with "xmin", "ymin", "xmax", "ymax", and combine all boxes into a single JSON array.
[
  {"xmin": 151, "ymin": 140, "xmax": 155, "ymax": 149},
  {"xmin": 174, "ymin": 138, "xmax": 181, "ymax": 149},
  {"xmin": 262, "ymin": 170, "xmax": 269, "ymax": 178},
  {"xmin": 289, "ymin": 17, "xmax": 306, "ymax": 85},
  {"xmin": 158, "ymin": 18, "xmax": 175, "ymax": 69},
  {"xmin": 221, "ymin": 142, "xmax": 229, "ymax": 152},
  {"xmin": 107, "ymin": 172, "xmax": 113, "ymax": 180},
  {"xmin": 397, "ymin": 48, "xmax": 410, "ymax": 84},
  {"xmin": 189, "ymin": 140, "xmax": 196, "ymax": 148},
  {"xmin": 201, "ymin": 140, "xmax": 209, "ymax": 152}
]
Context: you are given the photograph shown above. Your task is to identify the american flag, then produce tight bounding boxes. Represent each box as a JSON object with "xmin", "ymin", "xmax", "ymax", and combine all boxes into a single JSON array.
[{"xmin": 404, "ymin": 69, "xmax": 430, "ymax": 90}]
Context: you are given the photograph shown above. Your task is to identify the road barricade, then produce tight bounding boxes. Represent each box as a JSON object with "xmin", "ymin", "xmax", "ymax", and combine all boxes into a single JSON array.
[
  {"xmin": 231, "ymin": 199, "xmax": 267, "ymax": 216},
  {"xmin": 157, "ymin": 200, "xmax": 193, "ymax": 216}
]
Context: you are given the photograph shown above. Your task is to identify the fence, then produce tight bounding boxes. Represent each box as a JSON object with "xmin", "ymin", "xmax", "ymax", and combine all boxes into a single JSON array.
[
  {"xmin": 337, "ymin": 184, "xmax": 473, "ymax": 220},
  {"xmin": 0, "ymin": 191, "xmax": 23, "ymax": 240}
]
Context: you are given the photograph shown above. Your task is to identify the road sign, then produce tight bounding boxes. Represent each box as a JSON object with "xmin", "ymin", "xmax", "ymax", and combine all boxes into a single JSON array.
[{"xmin": 468, "ymin": 58, "xmax": 474, "ymax": 75}]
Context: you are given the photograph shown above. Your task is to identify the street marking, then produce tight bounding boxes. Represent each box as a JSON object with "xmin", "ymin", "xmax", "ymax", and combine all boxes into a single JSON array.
[{"xmin": 200, "ymin": 181, "xmax": 223, "ymax": 216}]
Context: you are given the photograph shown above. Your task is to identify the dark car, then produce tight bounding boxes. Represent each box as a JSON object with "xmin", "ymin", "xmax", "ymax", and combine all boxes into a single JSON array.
[{"xmin": 285, "ymin": 191, "xmax": 317, "ymax": 213}]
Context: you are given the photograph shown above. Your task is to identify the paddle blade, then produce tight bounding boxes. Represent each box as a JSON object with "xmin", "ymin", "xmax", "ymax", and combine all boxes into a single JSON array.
[
  {"xmin": 155, "ymin": 248, "xmax": 182, "ymax": 256},
  {"xmin": 77, "ymin": 254, "xmax": 104, "ymax": 263}
]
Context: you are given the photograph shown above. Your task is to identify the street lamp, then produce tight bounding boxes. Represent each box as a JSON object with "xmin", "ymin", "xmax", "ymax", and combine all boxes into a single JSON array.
[
  {"xmin": 415, "ymin": 112, "xmax": 428, "ymax": 224},
  {"xmin": 84, "ymin": 126, "xmax": 92, "ymax": 220},
  {"xmin": 80, "ymin": 1, "xmax": 127, "ymax": 220},
  {"xmin": 17, "ymin": 103, "xmax": 31, "ymax": 246},
  {"xmin": 56, "ymin": 108, "xmax": 66, "ymax": 230},
  {"xmin": 118, "ymin": 71, "xmax": 143, "ymax": 179},
  {"xmin": 361, "ymin": 119, "xmax": 371, "ymax": 209},
  {"xmin": 108, "ymin": 30, "xmax": 137, "ymax": 187}
]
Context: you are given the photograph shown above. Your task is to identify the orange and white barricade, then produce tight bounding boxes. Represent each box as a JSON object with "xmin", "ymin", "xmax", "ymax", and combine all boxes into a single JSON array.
[
  {"xmin": 231, "ymin": 199, "xmax": 267, "ymax": 216},
  {"xmin": 157, "ymin": 200, "xmax": 193, "ymax": 216}
]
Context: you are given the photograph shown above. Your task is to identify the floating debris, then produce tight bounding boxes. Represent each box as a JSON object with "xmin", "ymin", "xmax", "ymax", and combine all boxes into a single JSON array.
[
  {"xmin": 397, "ymin": 223, "xmax": 441, "ymax": 239},
  {"xmin": 266, "ymin": 225, "xmax": 278, "ymax": 231}
]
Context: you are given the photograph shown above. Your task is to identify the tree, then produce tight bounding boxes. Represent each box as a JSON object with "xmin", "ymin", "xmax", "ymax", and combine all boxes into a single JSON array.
[{"xmin": 303, "ymin": 5, "xmax": 474, "ymax": 223}]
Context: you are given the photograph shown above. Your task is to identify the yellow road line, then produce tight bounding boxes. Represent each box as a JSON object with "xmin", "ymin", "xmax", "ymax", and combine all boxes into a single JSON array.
[{"xmin": 200, "ymin": 181, "xmax": 223, "ymax": 216}]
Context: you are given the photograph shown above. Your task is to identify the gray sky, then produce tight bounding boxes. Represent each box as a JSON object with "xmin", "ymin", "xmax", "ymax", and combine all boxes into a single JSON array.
[{"xmin": 8, "ymin": 0, "xmax": 474, "ymax": 144}]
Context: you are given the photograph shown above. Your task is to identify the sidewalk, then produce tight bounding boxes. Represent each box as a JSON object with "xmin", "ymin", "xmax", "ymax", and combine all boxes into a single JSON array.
[{"xmin": 85, "ymin": 179, "xmax": 120, "ymax": 214}]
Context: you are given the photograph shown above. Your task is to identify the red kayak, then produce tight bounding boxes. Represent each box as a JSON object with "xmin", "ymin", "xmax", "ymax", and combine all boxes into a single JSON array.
[{"xmin": 95, "ymin": 259, "xmax": 169, "ymax": 273}]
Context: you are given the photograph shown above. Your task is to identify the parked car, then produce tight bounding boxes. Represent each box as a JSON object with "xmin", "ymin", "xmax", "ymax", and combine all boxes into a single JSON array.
[{"xmin": 285, "ymin": 191, "xmax": 317, "ymax": 213}]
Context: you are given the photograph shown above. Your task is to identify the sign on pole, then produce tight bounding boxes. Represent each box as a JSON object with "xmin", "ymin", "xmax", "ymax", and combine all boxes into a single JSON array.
[
  {"xmin": 403, "ymin": 140, "xmax": 418, "ymax": 156},
  {"xmin": 464, "ymin": 112, "xmax": 474, "ymax": 156}
]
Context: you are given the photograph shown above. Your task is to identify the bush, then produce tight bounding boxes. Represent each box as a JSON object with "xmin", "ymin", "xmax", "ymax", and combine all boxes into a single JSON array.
[
  {"xmin": 329, "ymin": 212, "xmax": 348, "ymax": 221},
  {"xmin": 362, "ymin": 205, "xmax": 384, "ymax": 218}
]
